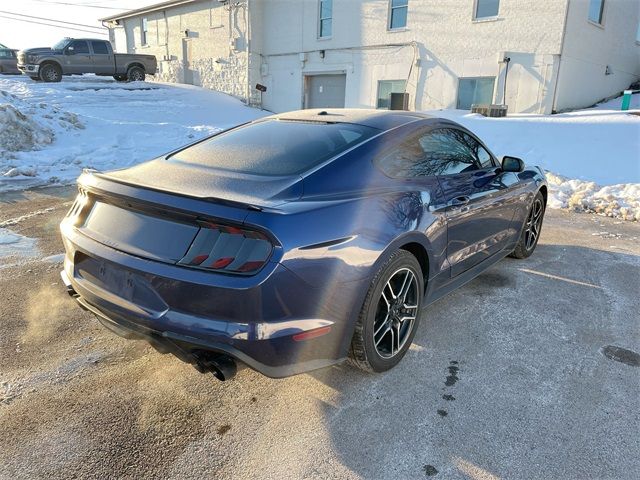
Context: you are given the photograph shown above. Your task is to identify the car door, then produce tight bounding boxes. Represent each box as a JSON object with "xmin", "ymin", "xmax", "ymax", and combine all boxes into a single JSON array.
[
  {"xmin": 90, "ymin": 41, "xmax": 113, "ymax": 74},
  {"xmin": 63, "ymin": 40, "xmax": 92, "ymax": 74},
  {"xmin": 422, "ymin": 127, "xmax": 521, "ymax": 277}
]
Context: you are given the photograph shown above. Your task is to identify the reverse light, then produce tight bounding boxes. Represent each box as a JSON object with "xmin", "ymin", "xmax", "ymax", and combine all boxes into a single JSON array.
[{"xmin": 178, "ymin": 222, "xmax": 273, "ymax": 274}]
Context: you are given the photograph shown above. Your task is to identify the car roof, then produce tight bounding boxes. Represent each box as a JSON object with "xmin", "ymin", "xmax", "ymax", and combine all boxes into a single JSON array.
[{"xmin": 265, "ymin": 108, "xmax": 435, "ymax": 130}]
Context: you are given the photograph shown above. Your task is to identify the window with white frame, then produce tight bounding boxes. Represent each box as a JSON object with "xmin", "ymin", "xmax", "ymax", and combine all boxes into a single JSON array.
[
  {"xmin": 457, "ymin": 77, "xmax": 495, "ymax": 110},
  {"xmin": 588, "ymin": 0, "xmax": 605, "ymax": 24},
  {"xmin": 389, "ymin": 0, "xmax": 408, "ymax": 30},
  {"xmin": 377, "ymin": 80, "xmax": 406, "ymax": 109},
  {"xmin": 474, "ymin": 0, "xmax": 499, "ymax": 19},
  {"xmin": 319, "ymin": 0, "xmax": 332, "ymax": 38},
  {"xmin": 141, "ymin": 17, "xmax": 148, "ymax": 45}
]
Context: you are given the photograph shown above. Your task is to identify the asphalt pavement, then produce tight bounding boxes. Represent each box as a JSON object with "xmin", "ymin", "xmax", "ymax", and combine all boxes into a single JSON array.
[{"xmin": 1, "ymin": 186, "xmax": 638, "ymax": 480}]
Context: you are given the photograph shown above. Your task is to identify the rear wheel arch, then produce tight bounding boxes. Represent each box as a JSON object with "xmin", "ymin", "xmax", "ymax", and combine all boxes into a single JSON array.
[
  {"xmin": 538, "ymin": 185, "xmax": 548, "ymax": 206},
  {"xmin": 400, "ymin": 242, "xmax": 430, "ymax": 293}
]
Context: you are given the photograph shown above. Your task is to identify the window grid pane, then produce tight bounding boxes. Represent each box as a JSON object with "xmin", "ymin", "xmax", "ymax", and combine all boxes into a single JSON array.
[
  {"xmin": 390, "ymin": 0, "xmax": 408, "ymax": 29},
  {"xmin": 319, "ymin": 0, "xmax": 332, "ymax": 37},
  {"xmin": 457, "ymin": 78, "xmax": 495, "ymax": 110},
  {"xmin": 475, "ymin": 0, "xmax": 499, "ymax": 19},
  {"xmin": 588, "ymin": 0, "xmax": 604, "ymax": 24},
  {"xmin": 377, "ymin": 80, "xmax": 406, "ymax": 109}
]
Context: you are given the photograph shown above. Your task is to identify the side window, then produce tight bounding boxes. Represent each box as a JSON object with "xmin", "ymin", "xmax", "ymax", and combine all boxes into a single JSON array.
[
  {"xmin": 91, "ymin": 41, "xmax": 109, "ymax": 54},
  {"xmin": 418, "ymin": 129, "xmax": 481, "ymax": 175},
  {"xmin": 70, "ymin": 41, "xmax": 89, "ymax": 54}
]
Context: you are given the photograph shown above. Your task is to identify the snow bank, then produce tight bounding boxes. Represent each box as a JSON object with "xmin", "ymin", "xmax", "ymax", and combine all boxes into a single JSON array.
[
  {"xmin": 0, "ymin": 227, "xmax": 38, "ymax": 266},
  {"xmin": 0, "ymin": 76, "xmax": 266, "ymax": 191},
  {"xmin": 426, "ymin": 93, "xmax": 640, "ymax": 220},
  {"xmin": 547, "ymin": 173, "xmax": 640, "ymax": 221}
]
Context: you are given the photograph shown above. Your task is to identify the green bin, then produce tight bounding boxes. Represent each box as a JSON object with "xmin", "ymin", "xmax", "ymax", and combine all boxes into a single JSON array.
[{"xmin": 621, "ymin": 90, "xmax": 632, "ymax": 111}]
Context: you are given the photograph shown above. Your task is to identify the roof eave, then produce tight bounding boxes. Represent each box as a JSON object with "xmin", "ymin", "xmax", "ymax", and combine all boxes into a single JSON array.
[{"xmin": 100, "ymin": 0, "xmax": 199, "ymax": 23}]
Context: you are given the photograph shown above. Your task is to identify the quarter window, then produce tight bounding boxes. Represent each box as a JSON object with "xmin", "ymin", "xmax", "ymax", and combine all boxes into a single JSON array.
[
  {"xmin": 141, "ymin": 17, "xmax": 148, "ymax": 45},
  {"xmin": 474, "ymin": 0, "xmax": 500, "ymax": 19},
  {"xmin": 457, "ymin": 77, "xmax": 495, "ymax": 110},
  {"xmin": 319, "ymin": 0, "xmax": 332, "ymax": 38},
  {"xmin": 389, "ymin": 0, "xmax": 408, "ymax": 30},
  {"xmin": 588, "ymin": 0, "xmax": 605, "ymax": 24},
  {"xmin": 91, "ymin": 41, "xmax": 109, "ymax": 54},
  {"xmin": 377, "ymin": 80, "xmax": 406, "ymax": 109}
]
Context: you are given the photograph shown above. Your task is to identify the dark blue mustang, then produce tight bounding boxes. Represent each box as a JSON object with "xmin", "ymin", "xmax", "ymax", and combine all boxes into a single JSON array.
[{"xmin": 60, "ymin": 109, "xmax": 547, "ymax": 380}]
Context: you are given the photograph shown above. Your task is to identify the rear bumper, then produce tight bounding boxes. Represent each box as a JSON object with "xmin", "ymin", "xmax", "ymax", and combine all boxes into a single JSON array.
[{"xmin": 60, "ymin": 225, "xmax": 365, "ymax": 378}]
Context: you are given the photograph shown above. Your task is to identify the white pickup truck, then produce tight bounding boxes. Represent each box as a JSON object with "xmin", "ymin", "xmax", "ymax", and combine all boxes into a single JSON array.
[{"xmin": 17, "ymin": 38, "xmax": 157, "ymax": 82}]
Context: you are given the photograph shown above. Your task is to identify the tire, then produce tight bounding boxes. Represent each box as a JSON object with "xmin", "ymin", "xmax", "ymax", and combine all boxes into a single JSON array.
[
  {"xmin": 349, "ymin": 250, "xmax": 424, "ymax": 373},
  {"xmin": 510, "ymin": 191, "xmax": 546, "ymax": 259},
  {"xmin": 126, "ymin": 66, "xmax": 145, "ymax": 82},
  {"xmin": 113, "ymin": 74, "xmax": 127, "ymax": 82},
  {"xmin": 39, "ymin": 63, "xmax": 62, "ymax": 82}
]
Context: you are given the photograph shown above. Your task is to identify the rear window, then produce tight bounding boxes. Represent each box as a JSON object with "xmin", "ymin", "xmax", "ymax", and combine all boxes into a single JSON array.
[{"xmin": 169, "ymin": 119, "xmax": 379, "ymax": 176}]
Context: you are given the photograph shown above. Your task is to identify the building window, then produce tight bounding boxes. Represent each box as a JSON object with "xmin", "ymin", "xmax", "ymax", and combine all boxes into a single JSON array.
[
  {"xmin": 141, "ymin": 17, "xmax": 148, "ymax": 45},
  {"xmin": 319, "ymin": 0, "xmax": 332, "ymax": 38},
  {"xmin": 389, "ymin": 0, "xmax": 408, "ymax": 30},
  {"xmin": 588, "ymin": 0, "xmax": 605, "ymax": 24},
  {"xmin": 457, "ymin": 77, "xmax": 495, "ymax": 110},
  {"xmin": 377, "ymin": 80, "xmax": 406, "ymax": 109},
  {"xmin": 474, "ymin": 0, "xmax": 499, "ymax": 19}
]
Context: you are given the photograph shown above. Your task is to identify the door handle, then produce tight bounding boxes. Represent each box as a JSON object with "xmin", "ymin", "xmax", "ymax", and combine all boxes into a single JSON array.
[{"xmin": 450, "ymin": 196, "xmax": 470, "ymax": 206}]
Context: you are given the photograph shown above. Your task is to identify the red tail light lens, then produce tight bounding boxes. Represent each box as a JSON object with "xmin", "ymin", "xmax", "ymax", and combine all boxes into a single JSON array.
[{"xmin": 178, "ymin": 222, "xmax": 273, "ymax": 274}]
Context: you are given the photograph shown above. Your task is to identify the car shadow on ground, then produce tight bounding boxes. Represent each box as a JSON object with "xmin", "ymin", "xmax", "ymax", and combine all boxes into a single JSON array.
[{"xmin": 303, "ymin": 244, "xmax": 639, "ymax": 478}]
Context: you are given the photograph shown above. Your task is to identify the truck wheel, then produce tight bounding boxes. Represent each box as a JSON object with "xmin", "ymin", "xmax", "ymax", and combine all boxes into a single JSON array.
[
  {"xmin": 113, "ymin": 75, "xmax": 127, "ymax": 82},
  {"xmin": 39, "ymin": 63, "xmax": 62, "ymax": 82},
  {"xmin": 126, "ymin": 66, "xmax": 145, "ymax": 82}
]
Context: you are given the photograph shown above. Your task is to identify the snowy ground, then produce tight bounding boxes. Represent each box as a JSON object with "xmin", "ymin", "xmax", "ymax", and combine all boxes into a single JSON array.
[
  {"xmin": 0, "ymin": 75, "xmax": 638, "ymax": 220},
  {"xmin": 0, "ymin": 75, "xmax": 266, "ymax": 191},
  {"xmin": 427, "ymin": 93, "xmax": 640, "ymax": 221}
]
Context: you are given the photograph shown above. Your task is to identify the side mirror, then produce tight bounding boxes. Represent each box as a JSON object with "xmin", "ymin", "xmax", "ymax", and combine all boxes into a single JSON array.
[
  {"xmin": 501, "ymin": 156, "xmax": 525, "ymax": 173},
  {"xmin": 65, "ymin": 46, "xmax": 75, "ymax": 55}
]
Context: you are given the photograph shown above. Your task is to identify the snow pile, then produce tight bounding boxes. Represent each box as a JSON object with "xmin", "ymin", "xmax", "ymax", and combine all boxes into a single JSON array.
[
  {"xmin": 0, "ymin": 227, "xmax": 38, "ymax": 266},
  {"xmin": 0, "ymin": 76, "xmax": 266, "ymax": 191},
  {"xmin": 547, "ymin": 172, "xmax": 640, "ymax": 221},
  {"xmin": 0, "ymin": 103, "xmax": 54, "ymax": 155},
  {"xmin": 428, "ymin": 94, "xmax": 640, "ymax": 220}
]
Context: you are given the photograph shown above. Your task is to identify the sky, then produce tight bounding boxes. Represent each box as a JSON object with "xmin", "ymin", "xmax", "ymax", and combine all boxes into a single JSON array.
[{"xmin": 0, "ymin": 0, "xmax": 159, "ymax": 50}]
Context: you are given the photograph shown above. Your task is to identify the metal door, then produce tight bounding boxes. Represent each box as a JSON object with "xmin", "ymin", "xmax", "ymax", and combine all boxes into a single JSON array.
[
  {"xmin": 90, "ymin": 41, "xmax": 113, "ymax": 75},
  {"xmin": 305, "ymin": 74, "xmax": 346, "ymax": 109},
  {"xmin": 64, "ymin": 40, "xmax": 92, "ymax": 74}
]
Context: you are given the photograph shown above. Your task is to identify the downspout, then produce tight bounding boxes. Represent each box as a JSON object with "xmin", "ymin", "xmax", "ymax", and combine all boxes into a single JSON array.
[
  {"xmin": 245, "ymin": 0, "xmax": 250, "ymax": 106},
  {"xmin": 163, "ymin": 10, "xmax": 169, "ymax": 61},
  {"xmin": 551, "ymin": 0, "xmax": 571, "ymax": 113}
]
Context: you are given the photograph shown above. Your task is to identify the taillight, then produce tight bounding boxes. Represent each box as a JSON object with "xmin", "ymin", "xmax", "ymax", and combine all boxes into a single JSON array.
[{"xmin": 178, "ymin": 222, "xmax": 273, "ymax": 274}]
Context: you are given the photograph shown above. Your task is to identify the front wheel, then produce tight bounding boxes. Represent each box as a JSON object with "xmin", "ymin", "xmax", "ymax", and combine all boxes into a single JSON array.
[
  {"xmin": 349, "ymin": 250, "xmax": 424, "ymax": 373},
  {"xmin": 126, "ymin": 66, "xmax": 145, "ymax": 82},
  {"xmin": 510, "ymin": 191, "xmax": 546, "ymax": 259},
  {"xmin": 39, "ymin": 63, "xmax": 62, "ymax": 82}
]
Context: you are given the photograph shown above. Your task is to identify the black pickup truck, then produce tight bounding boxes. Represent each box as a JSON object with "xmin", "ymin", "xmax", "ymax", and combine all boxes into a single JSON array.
[{"xmin": 17, "ymin": 38, "xmax": 157, "ymax": 82}]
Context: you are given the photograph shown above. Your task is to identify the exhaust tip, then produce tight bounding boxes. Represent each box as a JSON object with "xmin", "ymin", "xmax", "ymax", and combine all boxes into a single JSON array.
[{"xmin": 197, "ymin": 353, "xmax": 237, "ymax": 381}]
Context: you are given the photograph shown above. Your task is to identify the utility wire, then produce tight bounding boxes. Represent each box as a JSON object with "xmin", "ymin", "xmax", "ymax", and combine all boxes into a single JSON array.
[
  {"xmin": 0, "ymin": 10, "xmax": 106, "ymax": 30},
  {"xmin": 0, "ymin": 14, "xmax": 108, "ymax": 35},
  {"xmin": 23, "ymin": 0, "xmax": 127, "ymax": 10}
]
